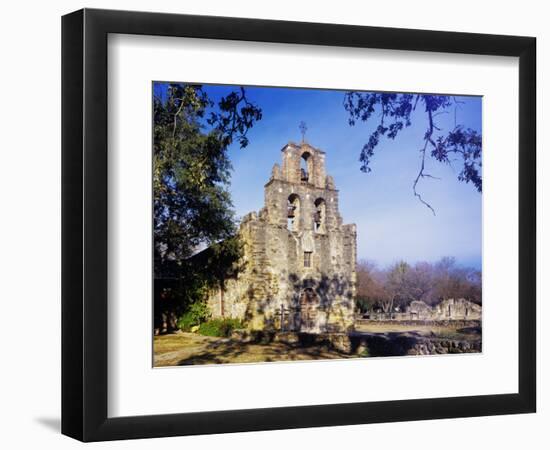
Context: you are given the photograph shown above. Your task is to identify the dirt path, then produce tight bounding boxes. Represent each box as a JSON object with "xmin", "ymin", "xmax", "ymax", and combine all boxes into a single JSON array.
[{"xmin": 154, "ymin": 332, "xmax": 353, "ymax": 367}]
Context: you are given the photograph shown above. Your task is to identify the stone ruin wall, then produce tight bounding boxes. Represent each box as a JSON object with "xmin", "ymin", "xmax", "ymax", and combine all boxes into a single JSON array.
[
  {"xmin": 365, "ymin": 298, "xmax": 482, "ymax": 321},
  {"xmin": 430, "ymin": 298, "xmax": 482, "ymax": 320}
]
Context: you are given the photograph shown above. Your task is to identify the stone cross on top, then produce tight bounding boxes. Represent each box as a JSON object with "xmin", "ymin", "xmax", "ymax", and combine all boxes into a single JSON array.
[{"xmin": 299, "ymin": 121, "xmax": 307, "ymax": 142}]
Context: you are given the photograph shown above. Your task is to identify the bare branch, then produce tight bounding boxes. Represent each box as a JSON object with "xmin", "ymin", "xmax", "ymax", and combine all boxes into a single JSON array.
[
  {"xmin": 412, "ymin": 106, "xmax": 437, "ymax": 215},
  {"xmin": 413, "ymin": 139, "xmax": 436, "ymax": 216},
  {"xmin": 452, "ymin": 97, "xmax": 465, "ymax": 128},
  {"xmin": 421, "ymin": 173, "xmax": 441, "ymax": 180}
]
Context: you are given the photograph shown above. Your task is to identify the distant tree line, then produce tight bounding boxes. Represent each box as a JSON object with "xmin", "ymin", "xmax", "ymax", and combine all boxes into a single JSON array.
[{"xmin": 355, "ymin": 257, "xmax": 481, "ymax": 314}]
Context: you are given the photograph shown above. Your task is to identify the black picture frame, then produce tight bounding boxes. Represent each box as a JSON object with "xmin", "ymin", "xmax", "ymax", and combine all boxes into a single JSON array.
[{"xmin": 62, "ymin": 8, "xmax": 536, "ymax": 442}]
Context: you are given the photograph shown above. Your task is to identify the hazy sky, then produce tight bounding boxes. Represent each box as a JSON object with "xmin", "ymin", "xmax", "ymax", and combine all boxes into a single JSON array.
[{"xmin": 155, "ymin": 83, "xmax": 482, "ymax": 269}]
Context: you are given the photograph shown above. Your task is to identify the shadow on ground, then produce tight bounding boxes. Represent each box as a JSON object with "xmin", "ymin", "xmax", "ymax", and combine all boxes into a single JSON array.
[{"xmin": 176, "ymin": 333, "xmax": 346, "ymax": 365}]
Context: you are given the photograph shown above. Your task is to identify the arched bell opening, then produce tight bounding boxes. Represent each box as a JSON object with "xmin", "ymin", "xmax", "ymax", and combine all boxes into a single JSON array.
[
  {"xmin": 287, "ymin": 193, "xmax": 300, "ymax": 231},
  {"xmin": 300, "ymin": 152, "xmax": 313, "ymax": 183},
  {"xmin": 314, "ymin": 198, "xmax": 326, "ymax": 233}
]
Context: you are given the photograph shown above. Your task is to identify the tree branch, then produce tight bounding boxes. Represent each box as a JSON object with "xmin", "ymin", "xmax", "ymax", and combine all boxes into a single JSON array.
[{"xmin": 412, "ymin": 107, "xmax": 437, "ymax": 215}]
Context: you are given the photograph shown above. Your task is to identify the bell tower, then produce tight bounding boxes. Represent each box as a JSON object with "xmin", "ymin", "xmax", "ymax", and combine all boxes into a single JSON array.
[
  {"xmin": 264, "ymin": 141, "xmax": 342, "ymax": 234},
  {"xmin": 208, "ymin": 138, "xmax": 356, "ymax": 333},
  {"xmin": 280, "ymin": 142, "xmax": 327, "ymax": 189}
]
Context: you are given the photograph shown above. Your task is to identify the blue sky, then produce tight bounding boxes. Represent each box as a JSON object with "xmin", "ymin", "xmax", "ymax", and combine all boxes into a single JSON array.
[{"xmin": 155, "ymin": 83, "xmax": 482, "ymax": 269}]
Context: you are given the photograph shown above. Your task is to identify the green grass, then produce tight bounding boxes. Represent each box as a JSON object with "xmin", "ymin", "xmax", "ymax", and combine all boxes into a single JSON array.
[{"xmin": 198, "ymin": 318, "xmax": 244, "ymax": 337}]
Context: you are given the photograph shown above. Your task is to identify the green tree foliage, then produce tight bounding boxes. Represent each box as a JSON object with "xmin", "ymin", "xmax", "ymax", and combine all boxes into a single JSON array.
[
  {"xmin": 177, "ymin": 300, "xmax": 211, "ymax": 331},
  {"xmin": 154, "ymin": 84, "xmax": 262, "ymax": 278},
  {"xmin": 343, "ymin": 93, "xmax": 482, "ymax": 214},
  {"xmin": 153, "ymin": 84, "xmax": 262, "ymax": 330}
]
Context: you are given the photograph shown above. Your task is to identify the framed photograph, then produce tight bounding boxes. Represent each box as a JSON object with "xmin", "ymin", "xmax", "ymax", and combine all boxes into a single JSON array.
[{"xmin": 62, "ymin": 8, "xmax": 536, "ymax": 442}]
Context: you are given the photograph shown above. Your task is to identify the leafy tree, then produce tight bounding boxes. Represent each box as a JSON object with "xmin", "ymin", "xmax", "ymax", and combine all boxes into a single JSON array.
[
  {"xmin": 154, "ymin": 84, "xmax": 261, "ymax": 277},
  {"xmin": 153, "ymin": 83, "xmax": 262, "ymax": 331},
  {"xmin": 343, "ymin": 92, "xmax": 482, "ymax": 214}
]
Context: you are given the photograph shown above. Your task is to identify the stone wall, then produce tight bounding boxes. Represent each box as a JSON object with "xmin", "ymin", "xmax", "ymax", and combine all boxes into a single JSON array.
[
  {"xmin": 432, "ymin": 298, "xmax": 482, "ymax": 320},
  {"xmin": 363, "ymin": 298, "xmax": 482, "ymax": 321},
  {"xmin": 228, "ymin": 329, "xmax": 482, "ymax": 356}
]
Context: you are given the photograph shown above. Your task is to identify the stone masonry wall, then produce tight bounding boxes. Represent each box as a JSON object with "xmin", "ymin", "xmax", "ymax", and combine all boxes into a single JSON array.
[{"xmin": 363, "ymin": 298, "xmax": 482, "ymax": 321}]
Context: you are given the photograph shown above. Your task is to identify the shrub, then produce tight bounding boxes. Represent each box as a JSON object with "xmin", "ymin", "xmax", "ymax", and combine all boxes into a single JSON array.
[
  {"xmin": 198, "ymin": 318, "xmax": 244, "ymax": 337},
  {"xmin": 177, "ymin": 301, "xmax": 210, "ymax": 331},
  {"xmin": 176, "ymin": 312, "xmax": 196, "ymax": 331}
]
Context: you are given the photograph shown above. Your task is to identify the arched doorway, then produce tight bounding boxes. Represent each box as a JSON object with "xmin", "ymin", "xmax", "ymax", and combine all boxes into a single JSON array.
[{"xmin": 300, "ymin": 288, "xmax": 320, "ymax": 332}]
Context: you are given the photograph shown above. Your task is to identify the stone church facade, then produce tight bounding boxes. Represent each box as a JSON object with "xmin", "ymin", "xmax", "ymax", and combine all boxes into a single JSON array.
[{"xmin": 207, "ymin": 141, "xmax": 357, "ymax": 333}]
